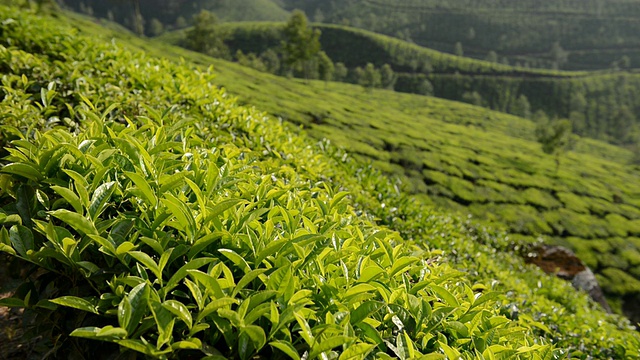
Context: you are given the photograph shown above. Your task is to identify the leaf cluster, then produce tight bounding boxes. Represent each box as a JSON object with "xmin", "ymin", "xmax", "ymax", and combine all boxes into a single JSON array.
[{"xmin": 0, "ymin": 5, "xmax": 639, "ymax": 360}]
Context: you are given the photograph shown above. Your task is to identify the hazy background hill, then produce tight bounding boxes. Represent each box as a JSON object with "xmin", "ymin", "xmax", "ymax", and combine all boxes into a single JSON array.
[
  {"xmin": 159, "ymin": 21, "xmax": 640, "ymax": 148},
  {"xmin": 283, "ymin": 0, "xmax": 640, "ymax": 71},
  {"xmin": 63, "ymin": 0, "xmax": 640, "ymax": 70}
]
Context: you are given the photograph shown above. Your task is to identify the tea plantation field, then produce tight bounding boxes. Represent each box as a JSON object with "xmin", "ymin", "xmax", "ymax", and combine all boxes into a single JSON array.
[
  {"xmin": 0, "ymin": 4, "xmax": 639, "ymax": 359},
  {"xmin": 156, "ymin": 48, "xmax": 640, "ymax": 318}
]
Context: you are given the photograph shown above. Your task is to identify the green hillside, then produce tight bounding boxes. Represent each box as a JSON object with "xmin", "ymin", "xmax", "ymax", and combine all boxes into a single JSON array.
[
  {"xmin": 67, "ymin": 2, "xmax": 640, "ymax": 325},
  {"xmin": 1, "ymin": 4, "xmax": 640, "ymax": 359},
  {"xmin": 164, "ymin": 50, "xmax": 640, "ymax": 320},
  {"xmin": 58, "ymin": 0, "xmax": 290, "ymax": 34},
  {"xmin": 162, "ymin": 21, "xmax": 640, "ymax": 147},
  {"xmin": 282, "ymin": 0, "xmax": 640, "ymax": 71}
]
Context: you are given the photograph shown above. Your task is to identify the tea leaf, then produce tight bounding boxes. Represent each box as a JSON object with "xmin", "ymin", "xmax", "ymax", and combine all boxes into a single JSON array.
[
  {"xmin": 270, "ymin": 340, "xmax": 301, "ymax": 360},
  {"xmin": 49, "ymin": 209, "xmax": 98, "ymax": 236},
  {"xmin": 50, "ymin": 296, "xmax": 98, "ymax": 314}
]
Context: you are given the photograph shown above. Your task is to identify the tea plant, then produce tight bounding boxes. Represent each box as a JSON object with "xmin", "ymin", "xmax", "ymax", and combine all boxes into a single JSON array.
[{"xmin": 0, "ymin": 4, "xmax": 638, "ymax": 359}]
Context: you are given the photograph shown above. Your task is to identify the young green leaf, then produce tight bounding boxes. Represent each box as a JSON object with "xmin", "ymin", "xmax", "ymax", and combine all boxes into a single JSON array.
[
  {"xmin": 51, "ymin": 185, "xmax": 83, "ymax": 214},
  {"xmin": 124, "ymin": 171, "xmax": 158, "ymax": 207},
  {"xmin": 89, "ymin": 181, "xmax": 116, "ymax": 220},
  {"xmin": 50, "ymin": 296, "xmax": 98, "ymax": 314},
  {"xmin": 49, "ymin": 209, "xmax": 98, "ymax": 236},
  {"xmin": 270, "ymin": 340, "xmax": 301, "ymax": 360}
]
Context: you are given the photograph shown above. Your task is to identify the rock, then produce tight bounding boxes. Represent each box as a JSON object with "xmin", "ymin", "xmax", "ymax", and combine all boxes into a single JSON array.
[{"xmin": 524, "ymin": 245, "xmax": 612, "ymax": 313}]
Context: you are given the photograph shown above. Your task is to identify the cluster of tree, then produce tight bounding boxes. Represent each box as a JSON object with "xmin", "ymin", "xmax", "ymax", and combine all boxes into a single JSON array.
[
  {"xmin": 58, "ymin": 0, "xmax": 640, "ymax": 70},
  {"xmin": 186, "ymin": 10, "xmax": 397, "ymax": 91},
  {"xmin": 185, "ymin": 10, "xmax": 229, "ymax": 58},
  {"xmin": 182, "ymin": 14, "xmax": 640, "ymax": 147},
  {"xmin": 55, "ymin": 0, "xmax": 192, "ymax": 36},
  {"xmin": 419, "ymin": 73, "xmax": 640, "ymax": 146},
  {"xmin": 227, "ymin": 11, "xmax": 334, "ymax": 83}
]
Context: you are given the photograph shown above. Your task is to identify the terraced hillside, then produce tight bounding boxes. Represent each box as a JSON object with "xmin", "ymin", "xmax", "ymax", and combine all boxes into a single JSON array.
[
  {"xmin": 60, "ymin": 0, "xmax": 640, "ymax": 71},
  {"xmin": 163, "ymin": 22, "xmax": 640, "ymax": 146},
  {"xmin": 281, "ymin": 0, "xmax": 640, "ymax": 70},
  {"xmin": 1, "ymin": 4, "xmax": 640, "ymax": 359},
  {"xmin": 127, "ymin": 27, "xmax": 640, "ymax": 322},
  {"xmin": 191, "ymin": 59, "xmax": 640, "ymax": 319}
]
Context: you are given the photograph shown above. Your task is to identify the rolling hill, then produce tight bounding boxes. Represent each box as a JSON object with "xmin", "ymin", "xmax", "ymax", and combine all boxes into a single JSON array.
[
  {"xmin": 279, "ymin": 0, "xmax": 640, "ymax": 71},
  {"xmin": 1, "ymin": 3, "xmax": 640, "ymax": 359},
  {"xmin": 57, "ymin": 0, "xmax": 640, "ymax": 71},
  {"xmin": 162, "ymin": 21, "xmax": 640, "ymax": 146},
  {"xmin": 73, "ymin": 1, "xmax": 640, "ymax": 325}
]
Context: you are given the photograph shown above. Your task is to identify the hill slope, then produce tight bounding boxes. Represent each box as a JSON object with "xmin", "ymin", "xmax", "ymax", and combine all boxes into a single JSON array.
[
  {"xmin": 281, "ymin": 0, "xmax": 640, "ymax": 71},
  {"xmin": 163, "ymin": 21, "xmax": 640, "ymax": 146},
  {"xmin": 151, "ymin": 26, "xmax": 640, "ymax": 320},
  {"xmin": 59, "ymin": 0, "xmax": 290, "ymax": 33},
  {"xmin": 0, "ymin": 4, "xmax": 639, "ymax": 358},
  {"xmin": 184, "ymin": 55, "xmax": 640, "ymax": 320}
]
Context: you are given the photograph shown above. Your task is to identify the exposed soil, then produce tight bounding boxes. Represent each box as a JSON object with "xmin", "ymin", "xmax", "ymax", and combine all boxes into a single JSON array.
[{"xmin": 0, "ymin": 255, "xmax": 29, "ymax": 360}]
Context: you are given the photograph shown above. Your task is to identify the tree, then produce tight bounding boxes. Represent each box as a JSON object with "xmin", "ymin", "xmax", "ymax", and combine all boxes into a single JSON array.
[
  {"xmin": 353, "ymin": 66, "xmax": 364, "ymax": 84},
  {"xmin": 317, "ymin": 51, "xmax": 334, "ymax": 84},
  {"xmin": 416, "ymin": 78, "xmax": 434, "ymax": 96},
  {"xmin": 110, "ymin": 0, "xmax": 143, "ymax": 35},
  {"xmin": 358, "ymin": 63, "xmax": 381, "ymax": 90},
  {"xmin": 536, "ymin": 119, "xmax": 573, "ymax": 172},
  {"xmin": 467, "ymin": 27, "xmax": 476, "ymax": 40},
  {"xmin": 533, "ymin": 109, "xmax": 549, "ymax": 124},
  {"xmin": 175, "ymin": 16, "xmax": 187, "ymax": 29},
  {"xmin": 462, "ymin": 91, "xmax": 483, "ymax": 107},
  {"xmin": 620, "ymin": 55, "xmax": 632, "ymax": 69},
  {"xmin": 609, "ymin": 105, "xmax": 636, "ymax": 144},
  {"xmin": 454, "ymin": 42, "xmax": 464, "ymax": 57},
  {"xmin": 185, "ymin": 10, "xmax": 228, "ymax": 59},
  {"xmin": 313, "ymin": 8, "xmax": 325, "ymax": 23},
  {"xmin": 236, "ymin": 50, "xmax": 266, "ymax": 72},
  {"xmin": 512, "ymin": 94, "xmax": 531, "ymax": 119},
  {"xmin": 281, "ymin": 10, "xmax": 321, "ymax": 80},
  {"xmin": 259, "ymin": 49, "xmax": 280, "ymax": 74},
  {"xmin": 380, "ymin": 64, "xmax": 396, "ymax": 90},
  {"xmin": 550, "ymin": 41, "xmax": 569, "ymax": 69},
  {"xmin": 149, "ymin": 18, "xmax": 164, "ymax": 37},
  {"xmin": 485, "ymin": 51, "xmax": 498, "ymax": 63},
  {"xmin": 334, "ymin": 62, "xmax": 348, "ymax": 82}
]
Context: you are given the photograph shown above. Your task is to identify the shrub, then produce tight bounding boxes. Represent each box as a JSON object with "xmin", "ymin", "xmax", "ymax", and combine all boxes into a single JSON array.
[
  {"xmin": 1, "ymin": 5, "xmax": 639, "ymax": 359},
  {"xmin": 521, "ymin": 188, "xmax": 562, "ymax": 210}
]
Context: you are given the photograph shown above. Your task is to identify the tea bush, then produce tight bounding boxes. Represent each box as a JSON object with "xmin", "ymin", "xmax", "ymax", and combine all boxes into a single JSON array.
[{"xmin": 0, "ymin": 5, "xmax": 639, "ymax": 359}]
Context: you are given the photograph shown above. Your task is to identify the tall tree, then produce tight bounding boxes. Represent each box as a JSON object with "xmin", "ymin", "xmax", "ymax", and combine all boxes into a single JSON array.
[
  {"xmin": 281, "ymin": 10, "xmax": 321, "ymax": 80},
  {"xmin": 185, "ymin": 10, "xmax": 228, "ymax": 59},
  {"xmin": 549, "ymin": 41, "xmax": 569, "ymax": 70},
  {"xmin": 512, "ymin": 94, "xmax": 531, "ymax": 119},
  {"xmin": 109, "ymin": 0, "xmax": 143, "ymax": 36},
  {"xmin": 149, "ymin": 18, "xmax": 164, "ymax": 37},
  {"xmin": 380, "ymin": 64, "xmax": 396, "ymax": 90},
  {"xmin": 317, "ymin": 51, "xmax": 334, "ymax": 85},
  {"xmin": 536, "ymin": 119, "xmax": 573, "ymax": 172},
  {"xmin": 359, "ymin": 63, "xmax": 381, "ymax": 90},
  {"xmin": 260, "ymin": 49, "xmax": 281, "ymax": 74},
  {"xmin": 454, "ymin": 42, "xmax": 464, "ymax": 57},
  {"xmin": 334, "ymin": 62, "xmax": 348, "ymax": 82}
]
